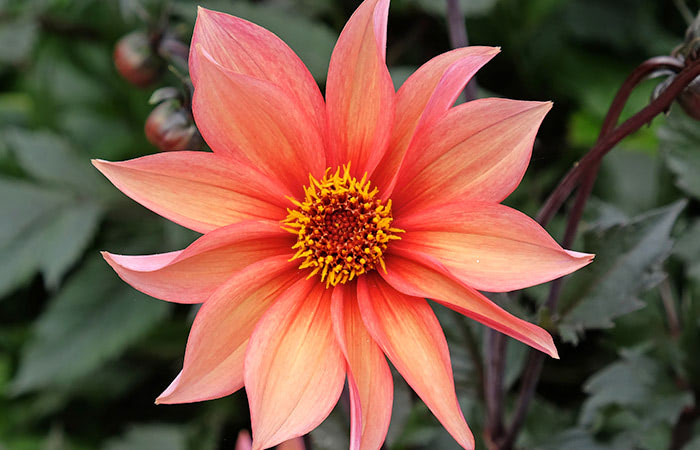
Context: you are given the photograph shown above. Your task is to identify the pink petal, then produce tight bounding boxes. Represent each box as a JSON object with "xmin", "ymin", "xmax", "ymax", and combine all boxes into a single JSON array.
[
  {"xmin": 325, "ymin": 0, "xmax": 395, "ymax": 176},
  {"xmin": 358, "ymin": 275, "xmax": 475, "ymax": 450},
  {"xmin": 192, "ymin": 48, "xmax": 326, "ymax": 198},
  {"xmin": 381, "ymin": 254, "xmax": 559, "ymax": 358},
  {"xmin": 393, "ymin": 201, "xmax": 594, "ymax": 292},
  {"xmin": 190, "ymin": 8, "xmax": 326, "ymax": 137},
  {"xmin": 102, "ymin": 220, "xmax": 293, "ymax": 304},
  {"xmin": 235, "ymin": 431, "xmax": 253, "ymax": 450},
  {"xmin": 93, "ymin": 152, "xmax": 288, "ymax": 233},
  {"xmin": 245, "ymin": 278, "xmax": 346, "ymax": 450},
  {"xmin": 156, "ymin": 256, "xmax": 299, "ymax": 404},
  {"xmin": 374, "ymin": 47, "xmax": 500, "ymax": 195},
  {"xmin": 330, "ymin": 284, "xmax": 393, "ymax": 450},
  {"xmin": 392, "ymin": 99, "xmax": 551, "ymax": 216}
]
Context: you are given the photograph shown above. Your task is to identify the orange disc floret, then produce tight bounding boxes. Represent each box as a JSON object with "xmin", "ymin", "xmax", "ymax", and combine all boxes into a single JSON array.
[{"xmin": 283, "ymin": 164, "xmax": 404, "ymax": 287}]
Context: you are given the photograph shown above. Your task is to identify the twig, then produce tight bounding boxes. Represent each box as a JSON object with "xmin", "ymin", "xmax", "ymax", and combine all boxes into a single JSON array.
[
  {"xmin": 484, "ymin": 330, "xmax": 506, "ymax": 449},
  {"xmin": 536, "ymin": 56, "xmax": 692, "ymax": 228},
  {"xmin": 659, "ymin": 278, "xmax": 681, "ymax": 339},
  {"xmin": 445, "ymin": 0, "xmax": 478, "ymax": 102}
]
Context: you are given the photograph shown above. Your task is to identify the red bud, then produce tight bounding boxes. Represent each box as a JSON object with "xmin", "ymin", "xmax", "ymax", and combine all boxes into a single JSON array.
[
  {"xmin": 145, "ymin": 99, "xmax": 204, "ymax": 151},
  {"xmin": 114, "ymin": 31, "xmax": 163, "ymax": 87}
]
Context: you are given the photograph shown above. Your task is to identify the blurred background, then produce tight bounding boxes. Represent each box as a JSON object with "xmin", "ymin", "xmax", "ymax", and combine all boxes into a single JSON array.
[{"xmin": 1, "ymin": 0, "xmax": 700, "ymax": 449}]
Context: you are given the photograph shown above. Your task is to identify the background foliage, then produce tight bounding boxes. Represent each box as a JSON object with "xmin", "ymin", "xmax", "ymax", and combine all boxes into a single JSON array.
[{"xmin": 1, "ymin": 0, "xmax": 699, "ymax": 449}]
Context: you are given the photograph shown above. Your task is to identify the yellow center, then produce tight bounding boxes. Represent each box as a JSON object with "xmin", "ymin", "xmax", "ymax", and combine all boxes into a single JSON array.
[{"xmin": 283, "ymin": 165, "xmax": 404, "ymax": 287}]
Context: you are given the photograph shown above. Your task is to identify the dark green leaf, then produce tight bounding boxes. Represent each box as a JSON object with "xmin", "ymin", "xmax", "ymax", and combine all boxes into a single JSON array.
[
  {"xmin": 659, "ymin": 108, "xmax": 700, "ymax": 200},
  {"xmin": 0, "ymin": 18, "xmax": 37, "ymax": 65},
  {"xmin": 558, "ymin": 201, "xmax": 685, "ymax": 343},
  {"xmin": 10, "ymin": 257, "xmax": 169, "ymax": 394}
]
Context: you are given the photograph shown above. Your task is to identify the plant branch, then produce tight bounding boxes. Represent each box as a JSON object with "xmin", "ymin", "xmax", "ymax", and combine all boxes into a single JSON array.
[
  {"xmin": 497, "ymin": 55, "xmax": 698, "ymax": 449},
  {"xmin": 484, "ymin": 329, "xmax": 506, "ymax": 449},
  {"xmin": 446, "ymin": 0, "xmax": 478, "ymax": 101},
  {"xmin": 536, "ymin": 56, "xmax": 689, "ymax": 227}
]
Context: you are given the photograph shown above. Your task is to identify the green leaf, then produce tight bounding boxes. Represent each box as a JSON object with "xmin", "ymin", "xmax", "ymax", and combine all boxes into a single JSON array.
[
  {"xmin": 0, "ymin": 176, "xmax": 104, "ymax": 296},
  {"xmin": 0, "ymin": 18, "xmax": 37, "ymax": 66},
  {"xmin": 659, "ymin": 108, "xmax": 700, "ymax": 200},
  {"xmin": 531, "ymin": 428, "xmax": 606, "ymax": 450},
  {"xmin": 409, "ymin": 0, "xmax": 497, "ymax": 17},
  {"xmin": 3, "ymin": 128, "xmax": 102, "ymax": 190},
  {"xmin": 102, "ymin": 424, "xmax": 188, "ymax": 450},
  {"xmin": 9, "ymin": 257, "xmax": 169, "ymax": 394},
  {"xmin": 558, "ymin": 201, "xmax": 685, "ymax": 343}
]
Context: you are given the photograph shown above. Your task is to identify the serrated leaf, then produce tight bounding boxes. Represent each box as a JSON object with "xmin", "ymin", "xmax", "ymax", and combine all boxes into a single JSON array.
[
  {"xmin": 0, "ymin": 175, "xmax": 104, "ymax": 296},
  {"xmin": 659, "ymin": 108, "xmax": 700, "ymax": 200},
  {"xmin": 10, "ymin": 258, "xmax": 169, "ymax": 394},
  {"xmin": 557, "ymin": 201, "xmax": 685, "ymax": 343},
  {"xmin": 102, "ymin": 424, "xmax": 188, "ymax": 450}
]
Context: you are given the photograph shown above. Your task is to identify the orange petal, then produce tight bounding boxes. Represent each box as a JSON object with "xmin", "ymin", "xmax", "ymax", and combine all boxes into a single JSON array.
[
  {"xmin": 192, "ymin": 48, "xmax": 326, "ymax": 198},
  {"xmin": 393, "ymin": 201, "xmax": 594, "ymax": 292},
  {"xmin": 381, "ymin": 254, "xmax": 559, "ymax": 358},
  {"xmin": 93, "ymin": 152, "xmax": 288, "ymax": 233},
  {"xmin": 190, "ymin": 7, "xmax": 326, "ymax": 137},
  {"xmin": 357, "ymin": 275, "xmax": 475, "ymax": 450},
  {"xmin": 102, "ymin": 220, "xmax": 293, "ymax": 303},
  {"xmin": 325, "ymin": 0, "xmax": 395, "ymax": 176},
  {"xmin": 392, "ymin": 99, "xmax": 551, "ymax": 215},
  {"xmin": 374, "ymin": 47, "xmax": 499, "ymax": 195},
  {"xmin": 245, "ymin": 278, "xmax": 346, "ymax": 450},
  {"xmin": 330, "ymin": 284, "xmax": 393, "ymax": 450},
  {"xmin": 156, "ymin": 256, "xmax": 299, "ymax": 404}
]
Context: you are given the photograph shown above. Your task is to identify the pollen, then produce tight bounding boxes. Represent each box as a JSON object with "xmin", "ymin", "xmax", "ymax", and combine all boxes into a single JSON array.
[{"xmin": 282, "ymin": 164, "xmax": 404, "ymax": 287}]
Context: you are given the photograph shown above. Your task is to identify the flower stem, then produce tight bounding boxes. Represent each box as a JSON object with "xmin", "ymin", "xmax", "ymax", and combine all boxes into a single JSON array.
[{"xmin": 446, "ymin": 0, "xmax": 478, "ymax": 102}]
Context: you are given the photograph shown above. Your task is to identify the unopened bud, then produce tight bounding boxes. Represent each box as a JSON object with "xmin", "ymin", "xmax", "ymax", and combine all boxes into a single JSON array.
[
  {"xmin": 678, "ymin": 75, "xmax": 700, "ymax": 120},
  {"xmin": 145, "ymin": 98, "xmax": 203, "ymax": 151},
  {"xmin": 114, "ymin": 30, "xmax": 163, "ymax": 87}
]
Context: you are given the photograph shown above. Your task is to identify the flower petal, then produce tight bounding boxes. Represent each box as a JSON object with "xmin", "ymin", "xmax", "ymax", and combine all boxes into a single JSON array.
[
  {"xmin": 235, "ymin": 430, "xmax": 253, "ymax": 450},
  {"xmin": 190, "ymin": 7, "xmax": 326, "ymax": 136},
  {"xmin": 102, "ymin": 220, "xmax": 293, "ymax": 304},
  {"xmin": 374, "ymin": 46, "xmax": 499, "ymax": 195},
  {"xmin": 192, "ymin": 48, "xmax": 326, "ymax": 197},
  {"xmin": 245, "ymin": 278, "xmax": 346, "ymax": 450},
  {"xmin": 393, "ymin": 201, "xmax": 594, "ymax": 292},
  {"xmin": 392, "ymin": 99, "xmax": 551, "ymax": 216},
  {"xmin": 156, "ymin": 256, "xmax": 299, "ymax": 404},
  {"xmin": 381, "ymin": 254, "xmax": 559, "ymax": 358},
  {"xmin": 325, "ymin": 0, "xmax": 395, "ymax": 176},
  {"xmin": 93, "ymin": 152, "xmax": 288, "ymax": 233},
  {"xmin": 277, "ymin": 437, "xmax": 306, "ymax": 450},
  {"xmin": 357, "ymin": 275, "xmax": 474, "ymax": 450},
  {"xmin": 330, "ymin": 284, "xmax": 393, "ymax": 450}
]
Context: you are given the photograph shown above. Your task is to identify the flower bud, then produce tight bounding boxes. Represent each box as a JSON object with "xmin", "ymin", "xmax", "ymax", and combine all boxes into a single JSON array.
[
  {"xmin": 114, "ymin": 30, "xmax": 163, "ymax": 87},
  {"xmin": 145, "ymin": 97, "xmax": 204, "ymax": 151},
  {"xmin": 678, "ymin": 75, "xmax": 700, "ymax": 120}
]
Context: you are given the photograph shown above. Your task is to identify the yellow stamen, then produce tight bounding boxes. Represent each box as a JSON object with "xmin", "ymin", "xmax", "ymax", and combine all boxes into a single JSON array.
[{"xmin": 282, "ymin": 164, "xmax": 404, "ymax": 287}]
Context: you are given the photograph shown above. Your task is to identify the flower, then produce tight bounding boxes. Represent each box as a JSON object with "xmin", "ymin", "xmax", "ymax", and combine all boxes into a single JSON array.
[
  {"xmin": 93, "ymin": 1, "xmax": 593, "ymax": 449},
  {"xmin": 236, "ymin": 430, "xmax": 305, "ymax": 450}
]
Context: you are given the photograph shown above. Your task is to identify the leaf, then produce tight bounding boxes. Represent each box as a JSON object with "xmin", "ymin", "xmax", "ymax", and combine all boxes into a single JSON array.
[
  {"xmin": 0, "ymin": 18, "xmax": 37, "ymax": 66},
  {"xmin": 3, "ymin": 128, "xmax": 103, "ymax": 190},
  {"xmin": 531, "ymin": 428, "xmax": 607, "ymax": 450},
  {"xmin": 9, "ymin": 257, "xmax": 169, "ymax": 394},
  {"xmin": 579, "ymin": 347, "xmax": 692, "ymax": 447},
  {"xmin": 674, "ymin": 219, "xmax": 700, "ymax": 282},
  {"xmin": 659, "ymin": 108, "xmax": 700, "ymax": 200},
  {"xmin": 102, "ymin": 424, "xmax": 188, "ymax": 450},
  {"xmin": 558, "ymin": 201, "xmax": 685, "ymax": 344}
]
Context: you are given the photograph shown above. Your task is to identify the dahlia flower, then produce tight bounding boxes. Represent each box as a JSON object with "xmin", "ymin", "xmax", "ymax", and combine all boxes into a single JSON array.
[{"xmin": 94, "ymin": 1, "xmax": 592, "ymax": 449}]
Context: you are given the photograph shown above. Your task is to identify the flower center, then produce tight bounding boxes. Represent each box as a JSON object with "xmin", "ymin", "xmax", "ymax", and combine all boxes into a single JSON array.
[{"xmin": 283, "ymin": 165, "xmax": 404, "ymax": 287}]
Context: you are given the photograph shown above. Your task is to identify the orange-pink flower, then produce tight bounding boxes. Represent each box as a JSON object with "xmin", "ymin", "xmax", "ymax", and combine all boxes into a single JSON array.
[{"xmin": 94, "ymin": 1, "xmax": 593, "ymax": 449}]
